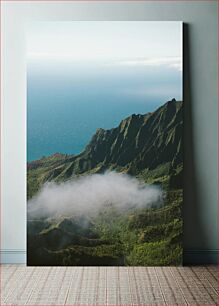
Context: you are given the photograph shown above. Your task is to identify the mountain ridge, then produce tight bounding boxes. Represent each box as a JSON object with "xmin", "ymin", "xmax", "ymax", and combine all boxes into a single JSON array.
[
  {"xmin": 27, "ymin": 99, "xmax": 183, "ymax": 198},
  {"xmin": 27, "ymin": 98, "xmax": 183, "ymax": 266}
]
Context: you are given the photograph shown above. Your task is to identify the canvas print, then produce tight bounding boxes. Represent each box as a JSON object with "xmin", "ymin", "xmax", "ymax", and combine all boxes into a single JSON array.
[{"xmin": 27, "ymin": 21, "xmax": 183, "ymax": 266}]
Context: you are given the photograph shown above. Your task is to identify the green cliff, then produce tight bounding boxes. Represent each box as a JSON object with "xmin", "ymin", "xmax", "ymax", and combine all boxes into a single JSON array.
[{"xmin": 27, "ymin": 99, "xmax": 183, "ymax": 198}]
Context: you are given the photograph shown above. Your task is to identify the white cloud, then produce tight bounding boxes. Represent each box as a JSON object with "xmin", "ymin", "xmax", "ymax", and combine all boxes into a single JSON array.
[
  {"xmin": 28, "ymin": 171, "xmax": 162, "ymax": 219},
  {"xmin": 113, "ymin": 56, "xmax": 182, "ymax": 71}
]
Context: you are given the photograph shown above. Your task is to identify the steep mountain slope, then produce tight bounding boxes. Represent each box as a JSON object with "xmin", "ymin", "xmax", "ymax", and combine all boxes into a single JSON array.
[
  {"xmin": 82, "ymin": 98, "xmax": 182, "ymax": 172},
  {"xmin": 27, "ymin": 99, "xmax": 183, "ymax": 266},
  {"xmin": 27, "ymin": 99, "xmax": 183, "ymax": 198}
]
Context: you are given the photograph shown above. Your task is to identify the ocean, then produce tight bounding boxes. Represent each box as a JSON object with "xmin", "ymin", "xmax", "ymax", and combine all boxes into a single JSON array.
[{"xmin": 27, "ymin": 59, "xmax": 182, "ymax": 162}]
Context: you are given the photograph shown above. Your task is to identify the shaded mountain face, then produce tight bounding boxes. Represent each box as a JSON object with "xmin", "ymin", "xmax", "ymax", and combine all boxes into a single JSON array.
[
  {"xmin": 82, "ymin": 98, "xmax": 183, "ymax": 173},
  {"xmin": 27, "ymin": 99, "xmax": 183, "ymax": 198}
]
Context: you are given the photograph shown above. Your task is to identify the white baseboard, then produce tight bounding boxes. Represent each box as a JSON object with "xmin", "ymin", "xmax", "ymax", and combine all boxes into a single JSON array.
[
  {"xmin": 1, "ymin": 250, "xmax": 26, "ymax": 264},
  {"xmin": 0, "ymin": 249, "xmax": 218, "ymax": 265}
]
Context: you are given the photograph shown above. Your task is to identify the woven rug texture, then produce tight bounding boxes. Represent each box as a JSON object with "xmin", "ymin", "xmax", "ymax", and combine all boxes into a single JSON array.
[{"xmin": 1, "ymin": 265, "xmax": 218, "ymax": 305}]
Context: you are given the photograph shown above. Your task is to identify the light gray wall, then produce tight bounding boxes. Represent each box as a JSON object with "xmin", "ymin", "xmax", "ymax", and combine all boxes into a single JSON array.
[{"xmin": 1, "ymin": 1, "xmax": 218, "ymax": 263}]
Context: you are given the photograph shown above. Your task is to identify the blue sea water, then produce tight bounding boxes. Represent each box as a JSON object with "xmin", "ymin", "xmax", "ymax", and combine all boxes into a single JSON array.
[{"xmin": 27, "ymin": 60, "xmax": 182, "ymax": 162}]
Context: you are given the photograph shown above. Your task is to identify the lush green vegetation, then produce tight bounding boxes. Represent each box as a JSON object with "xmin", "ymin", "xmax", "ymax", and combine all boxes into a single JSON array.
[
  {"xmin": 27, "ymin": 188, "xmax": 182, "ymax": 266},
  {"xmin": 27, "ymin": 100, "xmax": 183, "ymax": 266}
]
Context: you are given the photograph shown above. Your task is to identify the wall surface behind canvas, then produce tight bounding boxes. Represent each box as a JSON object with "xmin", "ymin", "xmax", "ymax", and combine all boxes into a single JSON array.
[{"xmin": 1, "ymin": 1, "xmax": 218, "ymax": 263}]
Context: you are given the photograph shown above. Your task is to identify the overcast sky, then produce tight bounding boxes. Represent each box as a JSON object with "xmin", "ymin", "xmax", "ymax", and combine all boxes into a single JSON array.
[{"xmin": 27, "ymin": 21, "xmax": 182, "ymax": 70}]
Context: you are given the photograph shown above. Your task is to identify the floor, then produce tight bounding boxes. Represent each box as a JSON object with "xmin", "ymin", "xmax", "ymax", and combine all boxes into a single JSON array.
[{"xmin": 1, "ymin": 265, "xmax": 218, "ymax": 305}]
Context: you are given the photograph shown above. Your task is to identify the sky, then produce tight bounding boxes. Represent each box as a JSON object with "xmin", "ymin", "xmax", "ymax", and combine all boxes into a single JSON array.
[
  {"xmin": 27, "ymin": 21, "xmax": 183, "ymax": 161},
  {"xmin": 27, "ymin": 21, "xmax": 182, "ymax": 71}
]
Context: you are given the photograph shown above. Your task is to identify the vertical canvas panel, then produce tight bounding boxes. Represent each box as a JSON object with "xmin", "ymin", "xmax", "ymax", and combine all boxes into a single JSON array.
[{"xmin": 27, "ymin": 21, "xmax": 183, "ymax": 266}]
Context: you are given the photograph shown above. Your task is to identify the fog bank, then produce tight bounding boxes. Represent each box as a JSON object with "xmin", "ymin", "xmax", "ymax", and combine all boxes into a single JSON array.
[{"xmin": 28, "ymin": 171, "xmax": 162, "ymax": 219}]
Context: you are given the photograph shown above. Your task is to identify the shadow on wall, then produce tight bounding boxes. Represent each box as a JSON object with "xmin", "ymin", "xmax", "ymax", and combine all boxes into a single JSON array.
[{"xmin": 183, "ymin": 23, "xmax": 208, "ymax": 264}]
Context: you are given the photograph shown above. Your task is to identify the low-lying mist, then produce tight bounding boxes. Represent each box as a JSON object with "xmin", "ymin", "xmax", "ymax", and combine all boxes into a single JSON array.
[{"xmin": 27, "ymin": 171, "xmax": 162, "ymax": 219}]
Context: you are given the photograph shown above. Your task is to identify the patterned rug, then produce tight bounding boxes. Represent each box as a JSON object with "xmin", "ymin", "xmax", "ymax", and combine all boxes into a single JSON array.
[{"xmin": 1, "ymin": 265, "xmax": 218, "ymax": 305}]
